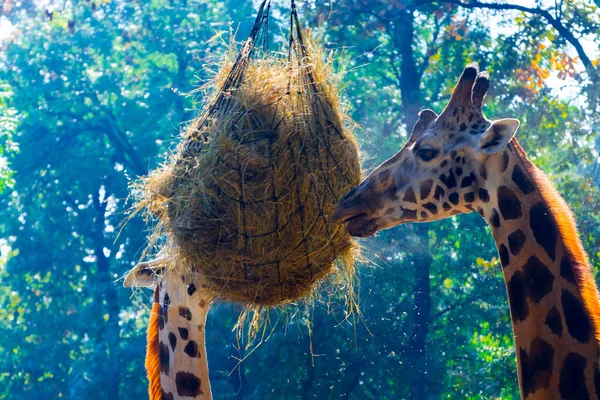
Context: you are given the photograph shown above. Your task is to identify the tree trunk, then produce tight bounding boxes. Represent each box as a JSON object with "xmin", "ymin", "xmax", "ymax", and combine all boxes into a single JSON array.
[
  {"xmin": 393, "ymin": 10, "xmax": 422, "ymax": 130},
  {"xmin": 92, "ymin": 191, "xmax": 121, "ymax": 398},
  {"xmin": 391, "ymin": 11, "xmax": 432, "ymax": 399},
  {"xmin": 407, "ymin": 225, "xmax": 432, "ymax": 400}
]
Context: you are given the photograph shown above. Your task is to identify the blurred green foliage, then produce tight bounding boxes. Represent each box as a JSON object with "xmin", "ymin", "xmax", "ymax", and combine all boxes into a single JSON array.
[{"xmin": 0, "ymin": 0, "xmax": 599, "ymax": 399}]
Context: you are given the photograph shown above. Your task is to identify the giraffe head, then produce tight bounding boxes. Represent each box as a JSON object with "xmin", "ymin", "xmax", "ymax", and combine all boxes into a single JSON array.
[{"xmin": 332, "ymin": 63, "xmax": 520, "ymax": 237}]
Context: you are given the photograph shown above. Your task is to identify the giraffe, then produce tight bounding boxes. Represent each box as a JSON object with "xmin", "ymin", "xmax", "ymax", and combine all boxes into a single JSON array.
[
  {"xmin": 124, "ymin": 260, "xmax": 215, "ymax": 400},
  {"xmin": 332, "ymin": 63, "xmax": 600, "ymax": 399}
]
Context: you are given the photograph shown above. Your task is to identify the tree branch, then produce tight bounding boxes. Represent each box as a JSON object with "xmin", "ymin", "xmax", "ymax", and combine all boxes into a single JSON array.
[{"xmin": 439, "ymin": 0, "xmax": 598, "ymax": 80}]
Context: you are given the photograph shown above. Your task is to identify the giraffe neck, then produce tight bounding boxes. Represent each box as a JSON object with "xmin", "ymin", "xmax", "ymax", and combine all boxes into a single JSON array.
[
  {"xmin": 478, "ymin": 140, "xmax": 600, "ymax": 399},
  {"xmin": 147, "ymin": 271, "xmax": 214, "ymax": 400}
]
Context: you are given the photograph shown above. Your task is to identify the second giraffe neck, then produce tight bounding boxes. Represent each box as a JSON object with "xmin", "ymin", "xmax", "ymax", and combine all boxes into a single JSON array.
[
  {"xmin": 147, "ymin": 271, "xmax": 214, "ymax": 400},
  {"xmin": 478, "ymin": 140, "xmax": 600, "ymax": 399}
]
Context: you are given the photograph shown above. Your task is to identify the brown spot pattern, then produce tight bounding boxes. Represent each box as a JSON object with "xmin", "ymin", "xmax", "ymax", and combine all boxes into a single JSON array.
[
  {"xmin": 184, "ymin": 340, "xmax": 200, "ymax": 358},
  {"xmin": 545, "ymin": 306, "xmax": 562, "ymax": 337},
  {"xmin": 423, "ymin": 203, "xmax": 438, "ymax": 215},
  {"xmin": 529, "ymin": 202, "xmax": 558, "ymax": 261},
  {"xmin": 403, "ymin": 187, "xmax": 417, "ymax": 203},
  {"xmin": 512, "ymin": 165, "xmax": 535, "ymax": 195},
  {"xmin": 434, "ymin": 186, "xmax": 445, "ymax": 201},
  {"xmin": 420, "ymin": 180, "xmax": 433, "ymax": 200},
  {"xmin": 519, "ymin": 337, "xmax": 554, "ymax": 397},
  {"xmin": 508, "ymin": 229, "xmax": 526, "ymax": 255},
  {"xmin": 508, "ymin": 270, "xmax": 529, "ymax": 322},
  {"xmin": 179, "ymin": 306, "xmax": 192, "ymax": 321},
  {"xmin": 497, "ymin": 186, "xmax": 522, "ymax": 220},
  {"xmin": 178, "ymin": 327, "xmax": 189, "ymax": 340},
  {"xmin": 162, "ymin": 390, "xmax": 175, "ymax": 400},
  {"xmin": 490, "ymin": 209, "xmax": 500, "ymax": 228},
  {"xmin": 478, "ymin": 188, "xmax": 490, "ymax": 203},
  {"xmin": 403, "ymin": 209, "xmax": 417, "ymax": 220},
  {"xmin": 523, "ymin": 255, "xmax": 554, "ymax": 303},
  {"xmin": 560, "ymin": 256, "xmax": 576, "ymax": 284},
  {"xmin": 460, "ymin": 172, "xmax": 477, "ymax": 188},
  {"xmin": 159, "ymin": 342, "xmax": 170, "ymax": 375},
  {"xmin": 499, "ymin": 244, "xmax": 509, "ymax": 268},
  {"xmin": 464, "ymin": 192, "xmax": 475, "ymax": 203},
  {"xmin": 562, "ymin": 289, "xmax": 592, "ymax": 343},
  {"xmin": 501, "ymin": 151, "xmax": 510, "ymax": 172},
  {"xmin": 449, "ymin": 192, "xmax": 459, "ymax": 205},
  {"xmin": 559, "ymin": 353, "xmax": 589, "ymax": 400},
  {"xmin": 440, "ymin": 171, "xmax": 457, "ymax": 189},
  {"xmin": 176, "ymin": 372, "xmax": 203, "ymax": 397},
  {"xmin": 168, "ymin": 332, "xmax": 177, "ymax": 351}
]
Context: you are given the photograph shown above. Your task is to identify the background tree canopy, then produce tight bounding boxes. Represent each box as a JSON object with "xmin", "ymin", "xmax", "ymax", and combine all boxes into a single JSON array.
[{"xmin": 1, "ymin": 0, "xmax": 599, "ymax": 399}]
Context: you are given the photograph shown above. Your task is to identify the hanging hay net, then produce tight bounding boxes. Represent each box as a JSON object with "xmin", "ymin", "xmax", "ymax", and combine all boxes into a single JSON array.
[{"xmin": 134, "ymin": 1, "xmax": 361, "ymax": 307}]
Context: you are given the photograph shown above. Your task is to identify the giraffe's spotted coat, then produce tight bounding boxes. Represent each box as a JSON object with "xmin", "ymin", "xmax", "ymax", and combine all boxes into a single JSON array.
[
  {"xmin": 523, "ymin": 255, "xmax": 554, "ymax": 303},
  {"xmin": 449, "ymin": 192, "xmax": 459, "ymax": 205},
  {"xmin": 403, "ymin": 187, "xmax": 417, "ymax": 203},
  {"xmin": 159, "ymin": 342, "xmax": 170, "ymax": 375},
  {"xmin": 501, "ymin": 151, "xmax": 510, "ymax": 172},
  {"xmin": 560, "ymin": 256, "xmax": 576, "ymax": 284},
  {"xmin": 434, "ymin": 186, "xmax": 445, "ymax": 201},
  {"xmin": 545, "ymin": 306, "xmax": 562, "ymax": 337},
  {"xmin": 420, "ymin": 180, "xmax": 433, "ymax": 200},
  {"xmin": 179, "ymin": 306, "xmax": 193, "ymax": 320},
  {"xmin": 513, "ymin": 165, "xmax": 535, "ymax": 195},
  {"xmin": 478, "ymin": 188, "xmax": 490, "ymax": 203},
  {"xmin": 162, "ymin": 390, "xmax": 175, "ymax": 400},
  {"xmin": 530, "ymin": 202, "xmax": 558, "ymax": 261},
  {"xmin": 176, "ymin": 372, "xmax": 203, "ymax": 397},
  {"xmin": 423, "ymin": 202, "xmax": 437, "ymax": 215},
  {"xmin": 178, "ymin": 327, "xmax": 189, "ymax": 340},
  {"xmin": 464, "ymin": 192, "xmax": 475, "ymax": 203},
  {"xmin": 169, "ymin": 332, "xmax": 177, "ymax": 351},
  {"xmin": 559, "ymin": 353, "xmax": 589, "ymax": 399},
  {"xmin": 490, "ymin": 209, "xmax": 500, "ymax": 228},
  {"xmin": 562, "ymin": 289, "xmax": 592, "ymax": 344},
  {"xmin": 508, "ymin": 270, "xmax": 529, "ymax": 322},
  {"xmin": 519, "ymin": 337, "xmax": 554, "ymax": 397},
  {"xmin": 497, "ymin": 186, "xmax": 522, "ymax": 220},
  {"xmin": 147, "ymin": 271, "xmax": 214, "ymax": 399},
  {"xmin": 508, "ymin": 229, "xmax": 526, "ymax": 255},
  {"xmin": 439, "ymin": 170, "xmax": 457, "ymax": 189},
  {"xmin": 460, "ymin": 172, "xmax": 477, "ymax": 188},
  {"xmin": 184, "ymin": 341, "xmax": 200, "ymax": 358},
  {"xmin": 499, "ymin": 244, "xmax": 510, "ymax": 268}
]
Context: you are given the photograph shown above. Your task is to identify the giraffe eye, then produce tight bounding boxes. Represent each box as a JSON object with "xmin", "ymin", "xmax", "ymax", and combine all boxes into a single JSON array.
[{"xmin": 417, "ymin": 147, "xmax": 439, "ymax": 162}]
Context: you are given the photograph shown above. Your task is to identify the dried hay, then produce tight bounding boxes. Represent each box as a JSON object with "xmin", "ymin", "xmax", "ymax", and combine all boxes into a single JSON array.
[{"xmin": 134, "ymin": 32, "xmax": 361, "ymax": 307}]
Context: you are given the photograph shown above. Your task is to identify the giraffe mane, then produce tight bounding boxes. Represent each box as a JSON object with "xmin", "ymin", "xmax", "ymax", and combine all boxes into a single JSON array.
[
  {"xmin": 512, "ymin": 139, "xmax": 600, "ymax": 346},
  {"xmin": 146, "ymin": 286, "xmax": 162, "ymax": 400}
]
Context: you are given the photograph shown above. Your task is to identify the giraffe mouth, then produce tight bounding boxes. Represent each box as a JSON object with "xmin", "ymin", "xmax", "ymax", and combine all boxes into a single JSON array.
[{"xmin": 344, "ymin": 214, "xmax": 379, "ymax": 238}]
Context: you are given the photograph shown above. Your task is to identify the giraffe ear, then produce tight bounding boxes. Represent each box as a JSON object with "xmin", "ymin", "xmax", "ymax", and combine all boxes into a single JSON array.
[
  {"xmin": 478, "ymin": 118, "xmax": 520, "ymax": 154},
  {"xmin": 123, "ymin": 259, "xmax": 166, "ymax": 288}
]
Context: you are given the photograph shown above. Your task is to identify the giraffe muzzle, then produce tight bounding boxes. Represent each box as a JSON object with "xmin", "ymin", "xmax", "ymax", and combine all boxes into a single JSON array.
[
  {"xmin": 331, "ymin": 205, "xmax": 379, "ymax": 237},
  {"xmin": 345, "ymin": 215, "xmax": 379, "ymax": 237}
]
